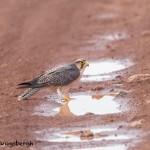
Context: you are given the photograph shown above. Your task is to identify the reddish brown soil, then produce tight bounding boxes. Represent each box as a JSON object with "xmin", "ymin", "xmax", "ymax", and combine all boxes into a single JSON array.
[{"xmin": 0, "ymin": 0, "xmax": 150, "ymax": 150}]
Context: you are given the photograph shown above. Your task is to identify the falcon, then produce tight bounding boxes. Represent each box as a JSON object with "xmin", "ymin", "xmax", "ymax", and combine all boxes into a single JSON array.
[{"xmin": 17, "ymin": 59, "xmax": 89, "ymax": 101}]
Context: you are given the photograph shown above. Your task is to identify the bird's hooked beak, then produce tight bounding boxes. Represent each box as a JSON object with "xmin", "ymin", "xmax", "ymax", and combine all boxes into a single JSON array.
[{"xmin": 84, "ymin": 61, "xmax": 89, "ymax": 67}]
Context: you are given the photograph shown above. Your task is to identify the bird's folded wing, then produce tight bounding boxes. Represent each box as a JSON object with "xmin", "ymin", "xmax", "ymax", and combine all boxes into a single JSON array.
[{"xmin": 37, "ymin": 67, "xmax": 80, "ymax": 86}]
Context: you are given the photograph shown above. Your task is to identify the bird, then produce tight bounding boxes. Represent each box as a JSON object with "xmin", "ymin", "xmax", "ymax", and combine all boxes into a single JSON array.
[{"xmin": 17, "ymin": 58, "xmax": 89, "ymax": 101}]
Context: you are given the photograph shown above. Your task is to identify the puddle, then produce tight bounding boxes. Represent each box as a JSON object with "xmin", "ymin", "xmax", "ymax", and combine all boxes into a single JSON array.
[
  {"xmin": 46, "ymin": 132, "xmax": 131, "ymax": 143},
  {"xmin": 36, "ymin": 127, "xmax": 135, "ymax": 143},
  {"xmin": 82, "ymin": 32, "xmax": 128, "ymax": 51},
  {"xmin": 41, "ymin": 144, "xmax": 127, "ymax": 150},
  {"xmin": 52, "ymin": 94, "xmax": 121, "ymax": 116},
  {"xmin": 83, "ymin": 60, "xmax": 130, "ymax": 75},
  {"xmin": 33, "ymin": 58, "xmax": 137, "ymax": 150},
  {"xmin": 102, "ymin": 33, "xmax": 127, "ymax": 41},
  {"xmin": 81, "ymin": 74, "xmax": 112, "ymax": 82},
  {"xmin": 50, "ymin": 128, "xmax": 130, "ymax": 143},
  {"xmin": 95, "ymin": 13, "xmax": 118, "ymax": 20},
  {"xmin": 33, "ymin": 103, "xmax": 60, "ymax": 117},
  {"xmin": 81, "ymin": 59, "xmax": 132, "ymax": 82},
  {"xmin": 36, "ymin": 126, "xmax": 140, "ymax": 150},
  {"xmin": 75, "ymin": 145, "xmax": 127, "ymax": 150}
]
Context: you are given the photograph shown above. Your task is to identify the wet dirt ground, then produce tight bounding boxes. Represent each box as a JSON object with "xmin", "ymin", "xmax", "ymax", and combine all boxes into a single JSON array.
[{"xmin": 0, "ymin": 0, "xmax": 150, "ymax": 149}]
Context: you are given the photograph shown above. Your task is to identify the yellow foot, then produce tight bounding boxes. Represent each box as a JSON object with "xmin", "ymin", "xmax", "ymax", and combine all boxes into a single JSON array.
[{"xmin": 63, "ymin": 97, "xmax": 71, "ymax": 102}]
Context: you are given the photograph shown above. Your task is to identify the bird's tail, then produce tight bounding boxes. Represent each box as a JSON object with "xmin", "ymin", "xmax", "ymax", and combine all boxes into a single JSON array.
[
  {"xmin": 17, "ymin": 82, "xmax": 32, "ymax": 89},
  {"xmin": 18, "ymin": 88, "xmax": 40, "ymax": 100}
]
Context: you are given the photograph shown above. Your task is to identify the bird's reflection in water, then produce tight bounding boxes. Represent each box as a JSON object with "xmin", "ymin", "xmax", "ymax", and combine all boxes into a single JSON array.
[
  {"xmin": 64, "ymin": 130, "xmax": 94, "ymax": 141},
  {"xmin": 54, "ymin": 93, "xmax": 120, "ymax": 116}
]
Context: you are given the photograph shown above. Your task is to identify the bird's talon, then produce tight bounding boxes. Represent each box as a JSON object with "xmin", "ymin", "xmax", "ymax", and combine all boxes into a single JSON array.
[{"xmin": 64, "ymin": 97, "xmax": 71, "ymax": 102}]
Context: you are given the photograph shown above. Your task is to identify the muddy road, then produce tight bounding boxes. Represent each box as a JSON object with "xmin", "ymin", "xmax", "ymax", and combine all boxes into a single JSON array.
[{"xmin": 0, "ymin": 0, "xmax": 150, "ymax": 149}]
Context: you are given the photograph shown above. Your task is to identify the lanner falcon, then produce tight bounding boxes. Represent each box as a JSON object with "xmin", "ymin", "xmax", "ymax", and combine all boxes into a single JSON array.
[{"xmin": 17, "ymin": 59, "xmax": 89, "ymax": 101}]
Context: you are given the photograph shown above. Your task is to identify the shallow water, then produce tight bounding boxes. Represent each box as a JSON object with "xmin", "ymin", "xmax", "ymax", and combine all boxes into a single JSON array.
[
  {"xmin": 81, "ymin": 59, "xmax": 132, "ymax": 82},
  {"xmin": 33, "ymin": 58, "xmax": 135, "ymax": 150},
  {"xmin": 46, "ymin": 127, "xmax": 132, "ymax": 143},
  {"xmin": 36, "ymin": 125, "xmax": 140, "ymax": 150},
  {"xmin": 95, "ymin": 13, "xmax": 118, "ymax": 20},
  {"xmin": 83, "ymin": 32, "xmax": 128, "ymax": 51},
  {"xmin": 84, "ymin": 60, "xmax": 128, "ymax": 75},
  {"xmin": 102, "ymin": 33, "xmax": 127, "ymax": 41},
  {"xmin": 47, "ymin": 133, "xmax": 131, "ymax": 143},
  {"xmin": 75, "ymin": 145, "xmax": 127, "ymax": 150},
  {"xmin": 53, "ymin": 94, "xmax": 121, "ymax": 116}
]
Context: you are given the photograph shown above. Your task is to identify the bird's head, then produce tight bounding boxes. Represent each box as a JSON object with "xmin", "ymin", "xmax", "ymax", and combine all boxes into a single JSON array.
[{"xmin": 74, "ymin": 58, "xmax": 89, "ymax": 70}]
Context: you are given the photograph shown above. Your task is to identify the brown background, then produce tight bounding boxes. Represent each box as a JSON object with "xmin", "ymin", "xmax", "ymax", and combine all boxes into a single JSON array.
[{"xmin": 0, "ymin": 0, "xmax": 150, "ymax": 149}]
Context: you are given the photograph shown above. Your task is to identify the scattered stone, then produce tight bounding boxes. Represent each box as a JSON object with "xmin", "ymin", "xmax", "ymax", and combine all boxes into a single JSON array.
[
  {"xmin": 80, "ymin": 130, "xmax": 94, "ymax": 137},
  {"xmin": 79, "ymin": 86, "xmax": 83, "ymax": 89},
  {"xmin": 110, "ymin": 49, "xmax": 116, "ymax": 52},
  {"xmin": 118, "ymin": 125, "xmax": 123, "ymax": 129},
  {"xmin": 127, "ymin": 74, "xmax": 150, "ymax": 83},
  {"xmin": 110, "ymin": 89, "xmax": 114, "ymax": 92},
  {"xmin": 44, "ymin": 96, "xmax": 49, "ymax": 99},
  {"xmin": 118, "ymin": 91, "xmax": 127, "ymax": 96},
  {"xmin": 92, "ymin": 86, "xmax": 104, "ymax": 91},
  {"xmin": 130, "ymin": 119, "xmax": 143, "ymax": 128},
  {"xmin": 110, "ymin": 118, "xmax": 115, "ymax": 122},
  {"xmin": 146, "ymin": 100, "xmax": 150, "ymax": 104},
  {"xmin": 115, "ymin": 75, "xmax": 122, "ymax": 78},
  {"xmin": 106, "ymin": 44, "xmax": 111, "ymax": 49},
  {"xmin": 86, "ymin": 112, "xmax": 94, "ymax": 115},
  {"xmin": 141, "ymin": 30, "xmax": 150, "ymax": 36},
  {"xmin": 87, "ymin": 15, "xmax": 91, "ymax": 18}
]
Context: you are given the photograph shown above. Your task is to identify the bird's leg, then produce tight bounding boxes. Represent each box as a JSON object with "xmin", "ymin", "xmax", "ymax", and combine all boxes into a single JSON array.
[{"xmin": 57, "ymin": 87, "xmax": 71, "ymax": 102}]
